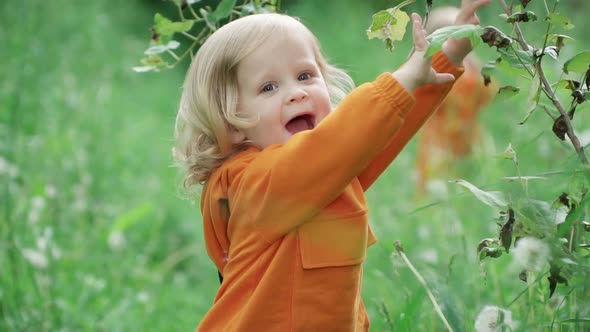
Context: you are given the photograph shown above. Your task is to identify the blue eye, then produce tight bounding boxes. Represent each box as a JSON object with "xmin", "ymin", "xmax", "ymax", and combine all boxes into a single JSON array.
[
  {"xmin": 298, "ymin": 72, "xmax": 311, "ymax": 81},
  {"xmin": 261, "ymin": 83, "xmax": 277, "ymax": 93}
]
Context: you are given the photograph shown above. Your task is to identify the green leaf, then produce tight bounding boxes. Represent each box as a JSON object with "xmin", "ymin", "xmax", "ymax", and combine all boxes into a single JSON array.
[
  {"xmin": 242, "ymin": 1, "xmax": 276, "ymax": 14},
  {"xmin": 110, "ymin": 202, "xmax": 154, "ymax": 232},
  {"xmin": 518, "ymin": 74, "xmax": 541, "ymax": 124},
  {"xmin": 495, "ymin": 86, "xmax": 520, "ymax": 101},
  {"xmin": 506, "ymin": 11, "xmax": 538, "ymax": 23},
  {"xmin": 479, "ymin": 247, "xmax": 503, "ymax": 260},
  {"xmin": 499, "ymin": 208, "xmax": 515, "ymax": 253},
  {"xmin": 498, "ymin": 143, "xmax": 517, "ymax": 164},
  {"xmin": 549, "ymin": 34, "xmax": 574, "ymax": 45},
  {"xmin": 154, "ymin": 13, "xmax": 195, "ymax": 37},
  {"xmin": 366, "ymin": 0, "xmax": 414, "ymax": 51},
  {"xmin": 200, "ymin": 8, "xmax": 216, "ymax": 28},
  {"xmin": 497, "ymin": 48, "xmax": 534, "ymax": 67},
  {"xmin": 554, "ymin": 80, "xmax": 580, "ymax": 90},
  {"xmin": 563, "ymin": 51, "xmax": 590, "ymax": 74},
  {"xmin": 537, "ymin": 46, "xmax": 559, "ymax": 60},
  {"xmin": 481, "ymin": 60, "xmax": 497, "ymax": 77},
  {"xmin": 140, "ymin": 54, "xmax": 167, "ymax": 67},
  {"xmin": 558, "ymin": 191, "xmax": 589, "ymax": 238},
  {"xmin": 425, "ymin": 24, "xmax": 483, "ymax": 57},
  {"xmin": 515, "ymin": 49, "xmax": 536, "ymax": 64},
  {"xmin": 546, "ymin": 13, "xmax": 575, "ymax": 29},
  {"xmin": 212, "ymin": 0, "xmax": 237, "ymax": 21},
  {"xmin": 450, "ymin": 179, "xmax": 508, "ymax": 208},
  {"xmin": 144, "ymin": 40, "xmax": 181, "ymax": 55},
  {"xmin": 133, "ymin": 66, "xmax": 158, "ymax": 73}
]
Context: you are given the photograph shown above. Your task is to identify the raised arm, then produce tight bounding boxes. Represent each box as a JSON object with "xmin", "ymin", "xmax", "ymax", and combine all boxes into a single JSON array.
[
  {"xmin": 228, "ymin": 75, "xmax": 414, "ymax": 242},
  {"xmin": 358, "ymin": 52, "xmax": 462, "ymax": 189},
  {"xmin": 358, "ymin": 0, "xmax": 491, "ymax": 189}
]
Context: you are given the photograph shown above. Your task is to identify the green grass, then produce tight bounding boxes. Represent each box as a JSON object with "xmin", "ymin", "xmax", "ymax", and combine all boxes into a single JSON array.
[{"xmin": 2, "ymin": 0, "xmax": 589, "ymax": 331}]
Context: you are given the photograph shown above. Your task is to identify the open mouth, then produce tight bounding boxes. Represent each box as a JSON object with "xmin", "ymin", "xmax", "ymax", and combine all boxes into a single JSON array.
[{"xmin": 285, "ymin": 114, "xmax": 315, "ymax": 135}]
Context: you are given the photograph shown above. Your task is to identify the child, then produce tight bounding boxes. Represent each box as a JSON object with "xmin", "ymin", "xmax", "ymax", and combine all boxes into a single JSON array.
[
  {"xmin": 174, "ymin": 0, "xmax": 490, "ymax": 330},
  {"xmin": 416, "ymin": 6, "xmax": 498, "ymax": 196}
]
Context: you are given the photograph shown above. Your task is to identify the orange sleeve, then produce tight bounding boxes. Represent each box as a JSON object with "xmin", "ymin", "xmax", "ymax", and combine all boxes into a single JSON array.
[
  {"xmin": 357, "ymin": 51, "xmax": 464, "ymax": 190},
  {"xmin": 226, "ymin": 74, "xmax": 415, "ymax": 243}
]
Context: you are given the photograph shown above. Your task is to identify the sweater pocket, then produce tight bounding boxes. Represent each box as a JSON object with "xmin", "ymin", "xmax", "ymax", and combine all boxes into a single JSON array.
[{"xmin": 298, "ymin": 210, "xmax": 369, "ymax": 269}]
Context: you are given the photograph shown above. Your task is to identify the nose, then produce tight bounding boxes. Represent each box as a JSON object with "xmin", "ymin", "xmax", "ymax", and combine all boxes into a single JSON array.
[{"xmin": 287, "ymin": 87, "xmax": 308, "ymax": 104}]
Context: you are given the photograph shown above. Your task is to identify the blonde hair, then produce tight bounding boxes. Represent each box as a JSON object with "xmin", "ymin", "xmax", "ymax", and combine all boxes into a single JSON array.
[{"xmin": 173, "ymin": 13, "xmax": 354, "ymax": 188}]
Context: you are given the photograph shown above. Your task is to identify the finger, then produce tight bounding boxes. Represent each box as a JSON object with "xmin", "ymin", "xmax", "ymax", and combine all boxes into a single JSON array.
[
  {"xmin": 469, "ymin": 0, "xmax": 491, "ymax": 22},
  {"xmin": 457, "ymin": 0, "xmax": 490, "ymax": 24},
  {"xmin": 434, "ymin": 72, "xmax": 456, "ymax": 85},
  {"xmin": 411, "ymin": 12, "xmax": 422, "ymax": 26},
  {"xmin": 411, "ymin": 13, "xmax": 428, "ymax": 51}
]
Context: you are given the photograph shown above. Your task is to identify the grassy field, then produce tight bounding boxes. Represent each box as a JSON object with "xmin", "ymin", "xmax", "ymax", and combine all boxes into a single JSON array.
[{"xmin": 2, "ymin": 0, "xmax": 589, "ymax": 331}]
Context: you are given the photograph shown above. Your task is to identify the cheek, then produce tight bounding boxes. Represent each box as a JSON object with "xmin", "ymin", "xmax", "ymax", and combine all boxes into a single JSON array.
[{"xmin": 318, "ymin": 88, "xmax": 332, "ymax": 112}]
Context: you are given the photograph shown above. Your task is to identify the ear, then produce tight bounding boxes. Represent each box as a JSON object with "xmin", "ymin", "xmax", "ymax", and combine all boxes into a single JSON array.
[{"xmin": 230, "ymin": 127, "xmax": 246, "ymax": 144}]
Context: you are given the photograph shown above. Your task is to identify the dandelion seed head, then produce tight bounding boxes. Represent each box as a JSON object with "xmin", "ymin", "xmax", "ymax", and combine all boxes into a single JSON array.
[
  {"xmin": 418, "ymin": 248, "xmax": 439, "ymax": 264},
  {"xmin": 0, "ymin": 157, "xmax": 9, "ymax": 174},
  {"xmin": 475, "ymin": 305, "xmax": 515, "ymax": 332},
  {"xmin": 512, "ymin": 237, "xmax": 550, "ymax": 272},
  {"xmin": 137, "ymin": 291, "xmax": 149, "ymax": 303},
  {"xmin": 31, "ymin": 196, "xmax": 45, "ymax": 210},
  {"xmin": 27, "ymin": 135, "xmax": 42, "ymax": 148},
  {"xmin": 425, "ymin": 179, "xmax": 449, "ymax": 201},
  {"xmin": 417, "ymin": 224, "xmax": 431, "ymax": 239},
  {"xmin": 36, "ymin": 236, "xmax": 49, "ymax": 251},
  {"xmin": 51, "ymin": 246, "xmax": 63, "ymax": 260},
  {"xmin": 84, "ymin": 275, "xmax": 106, "ymax": 291},
  {"xmin": 45, "ymin": 184, "xmax": 57, "ymax": 198},
  {"xmin": 28, "ymin": 210, "xmax": 40, "ymax": 225},
  {"xmin": 108, "ymin": 231, "xmax": 126, "ymax": 250},
  {"xmin": 21, "ymin": 248, "xmax": 49, "ymax": 269}
]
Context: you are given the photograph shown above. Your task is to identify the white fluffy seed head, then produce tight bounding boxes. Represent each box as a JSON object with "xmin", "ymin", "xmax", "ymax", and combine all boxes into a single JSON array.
[
  {"xmin": 475, "ymin": 305, "xmax": 516, "ymax": 332},
  {"xmin": 512, "ymin": 237, "xmax": 550, "ymax": 272}
]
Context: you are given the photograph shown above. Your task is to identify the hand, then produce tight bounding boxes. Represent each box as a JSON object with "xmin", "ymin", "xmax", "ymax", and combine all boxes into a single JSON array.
[
  {"xmin": 393, "ymin": 13, "xmax": 455, "ymax": 93},
  {"xmin": 442, "ymin": 0, "xmax": 492, "ymax": 66}
]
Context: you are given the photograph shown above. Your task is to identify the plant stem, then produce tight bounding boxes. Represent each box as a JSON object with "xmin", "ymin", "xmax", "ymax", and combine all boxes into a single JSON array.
[
  {"xmin": 394, "ymin": 241, "xmax": 455, "ymax": 332},
  {"xmin": 181, "ymin": 31, "xmax": 199, "ymax": 41},
  {"xmin": 188, "ymin": 3, "xmax": 199, "ymax": 20},
  {"xmin": 497, "ymin": 0, "xmax": 531, "ymax": 50},
  {"xmin": 541, "ymin": 1, "xmax": 559, "ymax": 54},
  {"xmin": 166, "ymin": 49, "xmax": 180, "ymax": 61},
  {"xmin": 509, "ymin": 44, "xmax": 534, "ymax": 77},
  {"xmin": 498, "ymin": 0, "xmax": 588, "ymax": 165},
  {"xmin": 536, "ymin": 63, "xmax": 589, "ymax": 165},
  {"xmin": 177, "ymin": 3, "xmax": 184, "ymax": 21}
]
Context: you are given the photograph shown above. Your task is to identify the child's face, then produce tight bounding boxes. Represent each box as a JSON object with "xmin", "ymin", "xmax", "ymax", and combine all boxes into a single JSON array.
[{"xmin": 235, "ymin": 28, "xmax": 332, "ymax": 149}]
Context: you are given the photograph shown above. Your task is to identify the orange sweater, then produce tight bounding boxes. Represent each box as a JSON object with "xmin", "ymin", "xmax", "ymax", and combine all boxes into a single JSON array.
[{"xmin": 198, "ymin": 53, "xmax": 462, "ymax": 331}]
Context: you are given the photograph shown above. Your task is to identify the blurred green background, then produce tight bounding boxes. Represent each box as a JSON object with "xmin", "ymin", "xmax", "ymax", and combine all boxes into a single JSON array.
[{"xmin": 2, "ymin": 0, "xmax": 589, "ymax": 331}]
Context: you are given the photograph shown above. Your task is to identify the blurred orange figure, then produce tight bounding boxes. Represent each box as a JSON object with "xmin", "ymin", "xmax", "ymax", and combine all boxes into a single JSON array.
[{"xmin": 416, "ymin": 7, "xmax": 497, "ymax": 195}]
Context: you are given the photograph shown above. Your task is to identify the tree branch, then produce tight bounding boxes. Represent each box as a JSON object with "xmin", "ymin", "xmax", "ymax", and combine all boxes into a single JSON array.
[
  {"xmin": 537, "ymin": 62, "xmax": 589, "ymax": 165},
  {"xmin": 497, "ymin": 0, "xmax": 588, "ymax": 165},
  {"xmin": 497, "ymin": 0, "xmax": 531, "ymax": 51}
]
